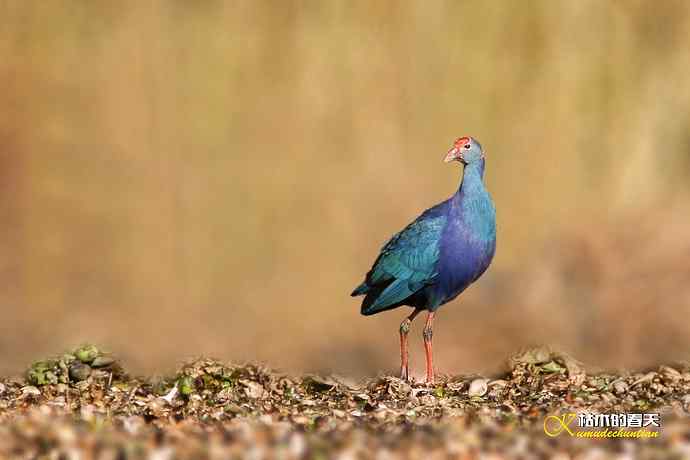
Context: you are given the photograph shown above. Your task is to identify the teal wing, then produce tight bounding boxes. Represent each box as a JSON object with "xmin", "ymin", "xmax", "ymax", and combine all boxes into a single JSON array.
[{"xmin": 353, "ymin": 212, "xmax": 446, "ymax": 314}]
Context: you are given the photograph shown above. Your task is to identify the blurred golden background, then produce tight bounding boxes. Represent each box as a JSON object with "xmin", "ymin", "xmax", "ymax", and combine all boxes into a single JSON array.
[{"xmin": 1, "ymin": 1, "xmax": 690, "ymax": 378}]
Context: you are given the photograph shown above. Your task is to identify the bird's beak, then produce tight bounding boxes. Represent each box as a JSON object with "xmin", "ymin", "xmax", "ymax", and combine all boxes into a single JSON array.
[{"xmin": 444, "ymin": 147, "xmax": 465, "ymax": 164}]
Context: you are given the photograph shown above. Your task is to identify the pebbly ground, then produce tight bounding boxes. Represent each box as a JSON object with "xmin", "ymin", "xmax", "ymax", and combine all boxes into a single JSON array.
[{"xmin": 1, "ymin": 346, "xmax": 690, "ymax": 459}]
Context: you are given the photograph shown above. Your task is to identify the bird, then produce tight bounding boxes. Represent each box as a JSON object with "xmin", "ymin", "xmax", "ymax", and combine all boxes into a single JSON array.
[{"xmin": 351, "ymin": 136, "xmax": 496, "ymax": 384}]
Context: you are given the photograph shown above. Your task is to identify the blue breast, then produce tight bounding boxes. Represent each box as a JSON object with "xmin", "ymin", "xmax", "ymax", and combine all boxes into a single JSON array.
[{"xmin": 429, "ymin": 161, "xmax": 496, "ymax": 309}]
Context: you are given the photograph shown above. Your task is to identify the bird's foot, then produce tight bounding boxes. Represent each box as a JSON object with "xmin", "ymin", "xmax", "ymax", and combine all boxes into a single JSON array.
[{"xmin": 400, "ymin": 367, "xmax": 409, "ymax": 382}]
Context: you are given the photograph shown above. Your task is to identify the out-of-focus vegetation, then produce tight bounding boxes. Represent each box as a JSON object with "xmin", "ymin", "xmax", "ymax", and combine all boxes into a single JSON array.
[
  {"xmin": 1, "ymin": 2, "xmax": 690, "ymax": 376},
  {"xmin": 1, "ymin": 347, "xmax": 689, "ymax": 458}
]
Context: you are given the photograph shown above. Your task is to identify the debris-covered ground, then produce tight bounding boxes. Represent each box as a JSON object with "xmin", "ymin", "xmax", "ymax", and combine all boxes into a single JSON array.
[{"xmin": 1, "ymin": 346, "xmax": 690, "ymax": 459}]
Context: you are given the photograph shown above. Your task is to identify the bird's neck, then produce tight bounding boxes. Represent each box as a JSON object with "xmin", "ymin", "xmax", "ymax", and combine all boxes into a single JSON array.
[
  {"xmin": 450, "ymin": 158, "xmax": 495, "ymax": 243},
  {"xmin": 455, "ymin": 159, "xmax": 486, "ymax": 199}
]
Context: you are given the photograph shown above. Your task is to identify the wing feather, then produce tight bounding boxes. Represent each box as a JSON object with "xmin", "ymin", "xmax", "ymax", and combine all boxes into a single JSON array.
[{"xmin": 366, "ymin": 215, "xmax": 444, "ymax": 286}]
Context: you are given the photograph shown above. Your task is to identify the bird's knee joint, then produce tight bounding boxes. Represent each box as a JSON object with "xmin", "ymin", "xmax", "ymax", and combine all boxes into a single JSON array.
[
  {"xmin": 400, "ymin": 319, "xmax": 411, "ymax": 335},
  {"xmin": 423, "ymin": 327, "xmax": 433, "ymax": 341}
]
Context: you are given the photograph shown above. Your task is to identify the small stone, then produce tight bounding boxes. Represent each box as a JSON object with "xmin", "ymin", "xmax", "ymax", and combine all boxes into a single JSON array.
[
  {"xmin": 91, "ymin": 356, "xmax": 115, "ymax": 368},
  {"xmin": 612, "ymin": 380, "xmax": 628, "ymax": 394},
  {"xmin": 21, "ymin": 386, "xmax": 41, "ymax": 396},
  {"xmin": 69, "ymin": 362, "xmax": 92, "ymax": 382},
  {"xmin": 660, "ymin": 366, "xmax": 681, "ymax": 382},
  {"xmin": 0, "ymin": 382, "xmax": 5, "ymax": 395},
  {"xmin": 242, "ymin": 380, "xmax": 265, "ymax": 399},
  {"xmin": 148, "ymin": 398, "xmax": 169, "ymax": 418},
  {"xmin": 468, "ymin": 378, "xmax": 489, "ymax": 397}
]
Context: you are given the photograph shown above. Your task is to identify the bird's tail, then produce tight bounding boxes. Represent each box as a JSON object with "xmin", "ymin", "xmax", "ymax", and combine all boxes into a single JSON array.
[
  {"xmin": 350, "ymin": 283, "xmax": 369, "ymax": 297},
  {"xmin": 360, "ymin": 290, "xmax": 400, "ymax": 316},
  {"xmin": 360, "ymin": 278, "xmax": 416, "ymax": 315},
  {"xmin": 360, "ymin": 293, "xmax": 385, "ymax": 315},
  {"xmin": 353, "ymin": 282, "xmax": 394, "ymax": 315}
]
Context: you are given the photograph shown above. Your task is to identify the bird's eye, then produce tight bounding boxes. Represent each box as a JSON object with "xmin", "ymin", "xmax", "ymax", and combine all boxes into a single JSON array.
[{"xmin": 464, "ymin": 144, "xmax": 471, "ymax": 149}]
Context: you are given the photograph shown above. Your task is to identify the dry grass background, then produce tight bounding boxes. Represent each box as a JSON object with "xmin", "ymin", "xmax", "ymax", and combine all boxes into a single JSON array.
[{"xmin": 1, "ymin": 1, "xmax": 690, "ymax": 378}]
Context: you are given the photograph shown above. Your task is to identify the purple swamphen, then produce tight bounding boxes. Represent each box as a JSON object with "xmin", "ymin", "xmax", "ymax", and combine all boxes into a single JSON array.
[{"xmin": 352, "ymin": 137, "xmax": 496, "ymax": 383}]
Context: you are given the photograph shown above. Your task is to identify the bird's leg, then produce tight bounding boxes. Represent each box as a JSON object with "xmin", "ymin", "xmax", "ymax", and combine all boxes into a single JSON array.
[
  {"xmin": 399, "ymin": 308, "xmax": 422, "ymax": 381},
  {"xmin": 423, "ymin": 311, "xmax": 436, "ymax": 384}
]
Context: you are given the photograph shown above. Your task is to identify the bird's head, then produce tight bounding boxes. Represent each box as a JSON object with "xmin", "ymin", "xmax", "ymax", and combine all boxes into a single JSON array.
[{"xmin": 444, "ymin": 136, "xmax": 484, "ymax": 165}]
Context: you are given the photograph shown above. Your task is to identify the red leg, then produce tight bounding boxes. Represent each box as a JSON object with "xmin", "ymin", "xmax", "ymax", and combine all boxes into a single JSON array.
[
  {"xmin": 399, "ymin": 309, "xmax": 421, "ymax": 381},
  {"xmin": 423, "ymin": 311, "xmax": 436, "ymax": 384}
]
